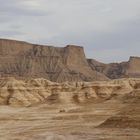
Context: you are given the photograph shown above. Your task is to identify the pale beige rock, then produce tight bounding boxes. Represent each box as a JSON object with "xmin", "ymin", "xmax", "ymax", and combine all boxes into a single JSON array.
[
  {"xmin": 0, "ymin": 78, "xmax": 140, "ymax": 140},
  {"xmin": 0, "ymin": 77, "xmax": 140, "ymax": 107}
]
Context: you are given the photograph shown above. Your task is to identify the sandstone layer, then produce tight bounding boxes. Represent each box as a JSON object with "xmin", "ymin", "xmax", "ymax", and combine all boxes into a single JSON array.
[
  {"xmin": 88, "ymin": 56, "xmax": 140, "ymax": 79},
  {"xmin": 99, "ymin": 92, "xmax": 140, "ymax": 129},
  {"xmin": 0, "ymin": 39, "xmax": 107, "ymax": 82},
  {"xmin": 0, "ymin": 77, "xmax": 140, "ymax": 107},
  {"xmin": 0, "ymin": 39, "xmax": 140, "ymax": 81}
]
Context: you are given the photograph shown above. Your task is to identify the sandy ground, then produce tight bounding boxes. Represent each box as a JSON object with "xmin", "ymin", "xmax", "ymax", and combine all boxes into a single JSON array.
[{"xmin": 0, "ymin": 99, "xmax": 140, "ymax": 140}]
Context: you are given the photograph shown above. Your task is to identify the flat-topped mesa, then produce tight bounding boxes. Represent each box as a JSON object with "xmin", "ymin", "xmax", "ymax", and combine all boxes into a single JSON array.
[
  {"xmin": 126, "ymin": 56, "xmax": 140, "ymax": 77},
  {"xmin": 0, "ymin": 39, "xmax": 32, "ymax": 56},
  {"xmin": 0, "ymin": 39, "xmax": 108, "ymax": 82},
  {"xmin": 129, "ymin": 56, "xmax": 140, "ymax": 60},
  {"xmin": 64, "ymin": 45, "xmax": 89, "ymax": 66}
]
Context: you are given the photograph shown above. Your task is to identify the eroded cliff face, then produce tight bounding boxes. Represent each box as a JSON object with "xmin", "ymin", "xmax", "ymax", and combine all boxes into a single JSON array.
[
  {"xmin": 0, "ymin": 39, "xmax": 139, "ymax": 81},
  {"xmin": 0, "ymin": 77, "xmax": 140, "ymax": 107},
  {"xmin": 125, "ymin": 57, "xmax": 140, "ymax": 77},
  {"xmin": 88, "ymin": 56, "xmax": 140, "ymax": 79},
  {"xmin": 0, "ymin": 39, "xmax": 108, "ymax": 82}
]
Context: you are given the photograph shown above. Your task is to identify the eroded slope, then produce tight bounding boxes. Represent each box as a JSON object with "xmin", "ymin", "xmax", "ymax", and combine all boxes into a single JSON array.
[
  {"xmin": 0, "ymin": 39, "xmax": 107, "ymax": 82},
  {"xmin": 0, "ymin": 77, "xmax": 140, "ymax": 107},
  {"xmin": 88, "ymin": 56, "xmax": 140, "ymax": 79}
]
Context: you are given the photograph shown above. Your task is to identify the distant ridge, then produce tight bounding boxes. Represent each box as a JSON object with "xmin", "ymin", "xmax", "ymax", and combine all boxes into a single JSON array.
[{"xmin": 88, "ymin": 56, "xmax": 140, "ymax": 79}]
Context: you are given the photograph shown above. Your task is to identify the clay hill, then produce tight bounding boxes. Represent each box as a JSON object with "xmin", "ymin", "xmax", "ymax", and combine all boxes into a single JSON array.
[
  {"xmin": 0, "ymin": 39, "xmax": 107, "ymax": 82},
  {"xmin": 99, "ymin": 88, "xmax": 140, "ymax": 129},
  {"xmin": 0, "ymin": 77, "xmax": 140, "ymax": 107},
  {"xmin": 88, "ymin": 56, "xmax": 140, "ymax": 79}
]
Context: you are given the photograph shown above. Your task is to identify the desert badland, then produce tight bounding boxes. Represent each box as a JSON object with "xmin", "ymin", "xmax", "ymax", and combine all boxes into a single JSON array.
[{"xmin": 0, "ymin": 39, "xmax": 140, "ymax": 140}]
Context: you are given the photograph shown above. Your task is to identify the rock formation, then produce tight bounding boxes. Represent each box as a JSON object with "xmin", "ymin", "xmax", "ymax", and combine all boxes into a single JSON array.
[
  {"xmin": 0, "ymin": 39, "xmax": 108, "ymax": 82},
  {"xmin": 0, "ymin": 77, "xmax": 140, "ymax": 107},
  {"xmin": 0, "ymin": 38, "xmax": 140, "ymax": 81},
  {"xmin": 99, "ymin": 90, "xmax": 140, "ymax": 129},
  {"xmin": 88, "ymin": 56, "xmax": 140, "ymax": 79},
  {"xmin": 0, "ymin": 39, "xmax": 140, "ymax": 140}
]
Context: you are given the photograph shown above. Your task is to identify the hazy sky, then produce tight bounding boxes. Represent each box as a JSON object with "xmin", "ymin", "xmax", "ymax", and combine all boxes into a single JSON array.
[{"xmin": 0, "ymin": 0, "xmax": 140, "ymax": 63}]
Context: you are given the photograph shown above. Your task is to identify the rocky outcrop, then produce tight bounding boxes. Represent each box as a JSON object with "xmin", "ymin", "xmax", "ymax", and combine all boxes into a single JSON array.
[
  {"xmin": 0, "ymin": 39, "xmax": 108, "ymax": 82},
  {"xmin": 88, "ymin": 56, "xmax": 140, "ymax": 79},
  {"xmin": 125, "ymin": 56, "xmax": 140, "ymax": 77},
  {"xmin": 0, "ymin": 38, "xmax": 139, "ymax": 81},
  {"xmin": 0, "ymin": 77, "xmax": 140, "ymax": 107},
  {"xmin": 99, "ymin": 93, "xmax": 140, "ymax": 129}
]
